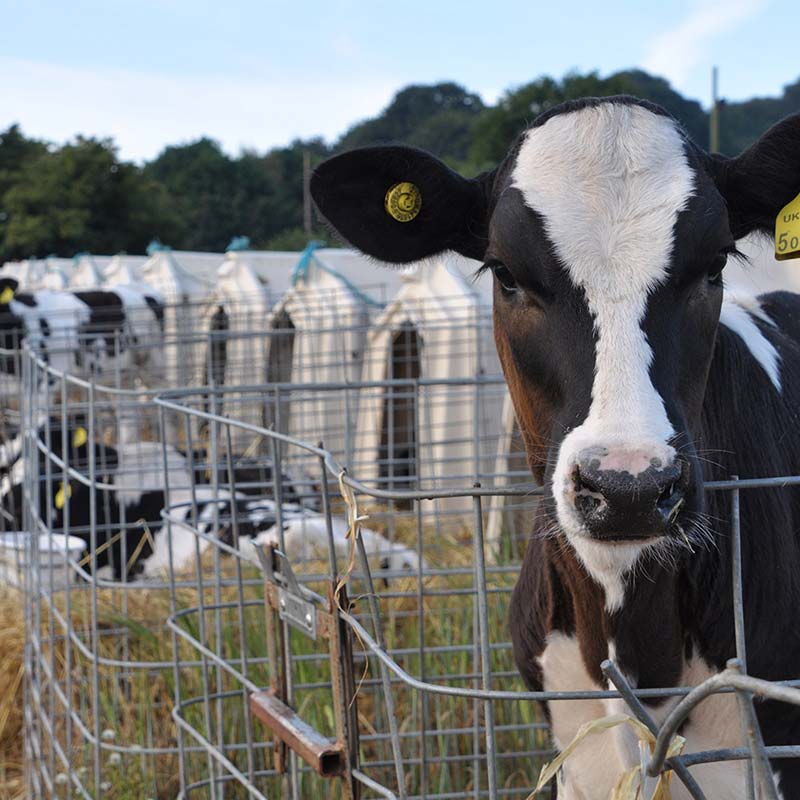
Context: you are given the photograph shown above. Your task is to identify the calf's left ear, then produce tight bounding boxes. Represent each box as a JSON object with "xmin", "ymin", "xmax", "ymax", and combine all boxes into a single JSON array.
[
  {"xmin": 709, "ymin": 113, "xmax": 800, "ymax": 239},
  {"xmin": 310, "ymin": 146, "xmax": 495, "ymax": 263}
]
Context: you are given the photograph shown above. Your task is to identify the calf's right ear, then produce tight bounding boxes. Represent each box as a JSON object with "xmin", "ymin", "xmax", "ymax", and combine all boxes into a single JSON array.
[
  {"xmin": 310, "ymin": 146, "xmax": 495, "ymax": 264},
  {"xmin": 709, "ymin": 113, "xmax": 800, "ymax": 239}
]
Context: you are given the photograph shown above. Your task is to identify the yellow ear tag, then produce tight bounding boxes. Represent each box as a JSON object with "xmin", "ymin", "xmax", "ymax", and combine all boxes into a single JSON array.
[
  {"xmin": 0, "ymin": 286, "xmax": 15, "ymax": 304},
  {"xmin": 55, "ymin": 481, "xmax": 72, "ymax": 510},
  {"xmin": 384, "ymin": 182, "xmax": 422, "ymax": 223},
  {"xmin": 72, "ymin": 427, "xmax": 88, "ymax": 448},
  {"xmin": 775, "ymin": 192, "xmax": 800, "ymax": 260}
]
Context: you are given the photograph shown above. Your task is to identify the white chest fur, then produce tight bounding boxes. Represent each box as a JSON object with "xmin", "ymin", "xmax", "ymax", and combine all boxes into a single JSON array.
[
  {"xmin": 539, "ymin": 632, "xmax": 628, "ymax": 799},
  {"xmin": 537, "ymin": 633, "xmax": 749, "ymax": 799}
]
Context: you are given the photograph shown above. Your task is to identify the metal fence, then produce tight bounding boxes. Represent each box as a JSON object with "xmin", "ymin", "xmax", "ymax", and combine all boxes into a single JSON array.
[
  {"xmin": 14, "ymin": 339, "xmax": 800, "ymax": 799},
  {"xmin": 11, "ymin": 337, "xmax": 534, "ymax": 799}
]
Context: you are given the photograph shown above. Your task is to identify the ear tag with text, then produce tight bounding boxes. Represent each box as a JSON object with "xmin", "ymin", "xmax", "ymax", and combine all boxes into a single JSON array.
[
  {"xmin": 385, "ymin": 182, "xmax": 422, "ymax": 223},
  {"xmin": 775, "ymin": 192, "xmax": 800, "ymax": 260},
  {"xmin": 0, "ymin": 286, "xmax": 15, "ymax": 304},
  {"xmin": 55, "ymin": 481, "xmax": 72, "ymax": 510},
  {"xmin": 72, "ymin": 427, "xmax": 88, "ymax": 448}
]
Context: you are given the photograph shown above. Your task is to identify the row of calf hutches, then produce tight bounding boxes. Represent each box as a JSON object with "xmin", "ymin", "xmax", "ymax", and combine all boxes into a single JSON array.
[
  {"xmin": 7, "ymin": 235, "xmax": 800, "ymax": 536},
  {"xmin": 17, "ymin": 235, "xmax": 795, "ymax": 517},
  {"xmin": 0, "ymin": 245, "xmax": 506, "ymax": 510}
]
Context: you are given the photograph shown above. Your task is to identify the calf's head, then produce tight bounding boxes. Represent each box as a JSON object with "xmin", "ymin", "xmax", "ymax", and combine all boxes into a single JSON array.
[{"xmin": 311, "ymin": 97, "xmax": 800, "ymax": 567}]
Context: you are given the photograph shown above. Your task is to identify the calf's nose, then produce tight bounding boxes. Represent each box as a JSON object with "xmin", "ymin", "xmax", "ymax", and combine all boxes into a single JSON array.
[{"xmin": 572, "ymin": 449, "xmax": 688, "ymax": 538}]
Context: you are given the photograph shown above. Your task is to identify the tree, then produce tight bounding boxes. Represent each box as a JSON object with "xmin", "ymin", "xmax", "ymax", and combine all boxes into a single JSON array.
[
  {"xmin": 252, "ymin": 139, "xmax": 329, "ymax": 247},
  {"xmin": 337, "ymin": 82, "xmax": 484, "ymax": 165},
  {"xmin": 718, "ymin": 77, "xmax": 800, "ymax": 155},
  {"xmin": 0, "ymin": 126, "xmax": 47, "ymax": 197},
  {"xmin": 143, "ymin": 137, "xmax": 329, "ymax": 251},
  {"xmin": 0, "ymin": 126, "xmax": 49, "ymax": 257},
  {"xmin": 466, "ymin": 70, "xmax": 710, "ymax": 170},
  {"xmin": 0, "ymin": 70, "xmax": 798, "ymax": 258},
  {"xmin": 263, "ymin": 225, "xmax": 329, "ymax": 251},
  {"xmin": 143, "ymin": 138, "xmax": 237, "ymax": 251},
  {"xmin": 1, "ymin": 136, "xmax": 180, "ymax": 260},
  {"xmin": 467, "ymin": 76, "xmax": 564, "ymax": 169}
]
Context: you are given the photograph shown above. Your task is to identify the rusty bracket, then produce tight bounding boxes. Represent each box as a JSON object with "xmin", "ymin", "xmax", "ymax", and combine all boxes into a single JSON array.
[
  {"xmin": 255, "ymin": 543, "xmax": 356, "ymax": 794},
  {"xmin": 250, "ymin": 690, "xmax": 345, "ymax": 778}
]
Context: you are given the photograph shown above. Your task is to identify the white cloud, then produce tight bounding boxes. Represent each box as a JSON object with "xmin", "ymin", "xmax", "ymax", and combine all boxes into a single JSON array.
[
  {"xmin": 0, "ymin": 57, "xmax": 397, "ymax": 161},
  {"xmin": 642, "ymin": 0, "xmax": 767, "ymax": 92}
]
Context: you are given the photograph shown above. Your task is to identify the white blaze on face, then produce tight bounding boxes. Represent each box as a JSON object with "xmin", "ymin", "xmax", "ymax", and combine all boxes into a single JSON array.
[{"xmin": 512, "ymin": 103, "xmax": 695, "ymax": 599}]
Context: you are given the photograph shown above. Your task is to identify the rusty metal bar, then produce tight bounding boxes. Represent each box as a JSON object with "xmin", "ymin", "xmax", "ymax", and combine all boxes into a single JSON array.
[{"xmin": 249, "ymin": 691, "xmax": 345, "ymax": 777}]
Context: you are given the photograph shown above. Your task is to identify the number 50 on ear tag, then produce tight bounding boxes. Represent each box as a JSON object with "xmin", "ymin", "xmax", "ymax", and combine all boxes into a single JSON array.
[{"xmin": 775, "ymin": 193, "xmax": 800, "ymax": 261}]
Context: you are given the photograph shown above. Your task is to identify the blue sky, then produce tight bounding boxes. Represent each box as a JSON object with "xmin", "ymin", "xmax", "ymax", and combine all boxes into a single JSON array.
[{"xmin": 0, "ymin": 0, "xmax": 793, "ymax": 162}]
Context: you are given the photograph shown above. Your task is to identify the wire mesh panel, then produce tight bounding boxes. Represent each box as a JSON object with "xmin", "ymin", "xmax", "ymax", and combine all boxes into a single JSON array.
[
  {"xmin": 12, "ymin": 349, "xmax": 534, "ymax": 799},
  {"xmin": 153, "ymin": 386, "xmax": 543, "ymax": 800},
  {"xmin": 150, "ymin": 386, "xmax": 800, "ymax": 800},
  {"xmin": 15, "ymin": 344, "xmax": 800, "ymax": 799}
]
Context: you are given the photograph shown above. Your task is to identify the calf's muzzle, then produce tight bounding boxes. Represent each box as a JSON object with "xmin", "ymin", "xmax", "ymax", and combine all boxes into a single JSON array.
[{"xmin": 572, "ymin": 449, "xmax": 690, "ymax": 540}]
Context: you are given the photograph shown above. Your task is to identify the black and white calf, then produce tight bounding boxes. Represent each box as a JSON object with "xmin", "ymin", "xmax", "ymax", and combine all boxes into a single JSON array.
[
  {"xmin": 0, "ymin": 281, "xmax": 165, "ymax": 390},
  {"xmin": 311, "ymin": 98, "xmax": 800, "ymax": 797},
  {"xmin": 3, "ymin": 422, "xmax": 419, "ymax": 582},
  {"xmin": 180, "ymin": 452, "xmax": 319, "ymax": 510}
]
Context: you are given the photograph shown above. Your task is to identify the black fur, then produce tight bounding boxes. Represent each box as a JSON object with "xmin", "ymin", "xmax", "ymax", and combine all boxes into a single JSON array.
[{"xmin": 311, "ymin": 145, "xmax": 494, "ymax": 263}]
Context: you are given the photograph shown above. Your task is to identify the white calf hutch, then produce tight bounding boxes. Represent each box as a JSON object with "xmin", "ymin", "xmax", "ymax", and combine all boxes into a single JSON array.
[{"xmin": 352, "ymin": 255, "xmax": 504, "ymax": 510}]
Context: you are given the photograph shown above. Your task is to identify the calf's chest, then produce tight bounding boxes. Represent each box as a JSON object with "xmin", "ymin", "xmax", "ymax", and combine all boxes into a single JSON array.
[{"xmin": 537, "ymin": 632, "xmax": 747, "ymax": 799}]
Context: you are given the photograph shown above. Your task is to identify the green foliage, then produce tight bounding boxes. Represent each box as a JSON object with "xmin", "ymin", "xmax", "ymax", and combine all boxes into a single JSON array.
[
  {"xmin": 337, "ymin": 82, "xmax": 484, "ymax": 153},
  {"xmin": 1, "ymin": 136, "xmax": 181, "ymax": 260},
  {"xmin": 466, "ymin": 69, "xmax": 709, "ymax": 171},
  {"xmin": 0, "ymin": 124, "xmax": 47, "ymax": 200},
  {"xmin": 263, "ymin": 225, "xmax": 329, "ymax": 251},
  {"xmin": 0, "ymin": 69, "xmax": 797, "ymax": 260},
  {"xmin": 143, "ymin": 137, "xmax": 235, "ymax": 251},
  {"xmin": 718, "ymin": 77, "xmax": 800, "ymax": 155}
]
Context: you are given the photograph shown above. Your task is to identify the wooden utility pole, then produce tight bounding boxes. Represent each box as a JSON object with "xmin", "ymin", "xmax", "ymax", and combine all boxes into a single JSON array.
[
  {"xmin": 303, "ymin": 150, "xmax": 312, "ymax": 236},
  {"xmin": 710, "ymin": 66, "xmax": 720, "ymax": 153}
]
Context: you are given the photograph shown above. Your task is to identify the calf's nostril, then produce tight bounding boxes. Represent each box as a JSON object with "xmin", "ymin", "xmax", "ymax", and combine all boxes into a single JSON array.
[
  {"xmin": 658, "ymin": 481, "xmax": 676, "ymax": 503},
  {"xmin": 573, "ymin": 465, "xmax": 602, "ymax": 495},
  {"xmin": 575, "ymin": 492, "xmax": 603, "ymax": 519},
  {"xmin": 657, "ymin": 479, "xmax": 686, "ymax": 523}
]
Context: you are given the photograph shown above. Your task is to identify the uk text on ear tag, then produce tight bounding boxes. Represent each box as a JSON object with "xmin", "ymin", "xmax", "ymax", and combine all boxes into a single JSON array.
[
  {"xmin": 55, "ymin": 481, "xmax": 72, "ymax": 510},
  {"xmin": 0, "ymin": 286, "xmax": 14, "ymax": 304},
  {"xmin": 73, "ymin": 427, "xmax": 88, "ymax": 448},
  {"xmin": 775, "ymin": 192, "xmax": 800, "ymax": 261},
  {"xmin": 385, "ymin": 182, "xmax": 422, "ymax": 223}
]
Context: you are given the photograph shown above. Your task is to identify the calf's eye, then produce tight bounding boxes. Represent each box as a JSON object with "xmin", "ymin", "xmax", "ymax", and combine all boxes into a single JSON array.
[
  {"xmin": 708, "ymin": 252, "xmax": 728, "ymax": 285},
  {"xmin": 491, "ymin": 263, "xmax": 519, "ymax": 295}
]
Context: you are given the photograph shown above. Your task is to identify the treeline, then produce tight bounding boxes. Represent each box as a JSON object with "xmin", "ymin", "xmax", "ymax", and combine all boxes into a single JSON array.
[{"xmin": 2, "ymin": 69, "xmax": 799, "ymax": 261}]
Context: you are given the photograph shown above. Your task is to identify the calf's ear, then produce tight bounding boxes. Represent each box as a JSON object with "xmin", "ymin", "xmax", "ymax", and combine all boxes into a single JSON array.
[
  {"xmin": 709, "ymin": 113, "xmax": 800, "ymax": 239},
  {"xmin": 0, "ymin": 277, "xmax": 18, "ymax": 303},
  {"xmin": 310, "ymin": 146, "xmax": 495, "ymax": 263}
]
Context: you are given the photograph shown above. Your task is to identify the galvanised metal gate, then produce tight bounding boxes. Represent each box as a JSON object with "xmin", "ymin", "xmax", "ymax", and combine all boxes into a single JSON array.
[{"xmin": 16, "ymin": 357, "xmax": 800, "ymax": 799}]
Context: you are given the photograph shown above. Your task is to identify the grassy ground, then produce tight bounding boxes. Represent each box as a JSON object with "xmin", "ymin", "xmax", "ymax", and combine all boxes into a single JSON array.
[{"xmin": 0, "ymin": 521, "xmax": 549, "ymax": 799}]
